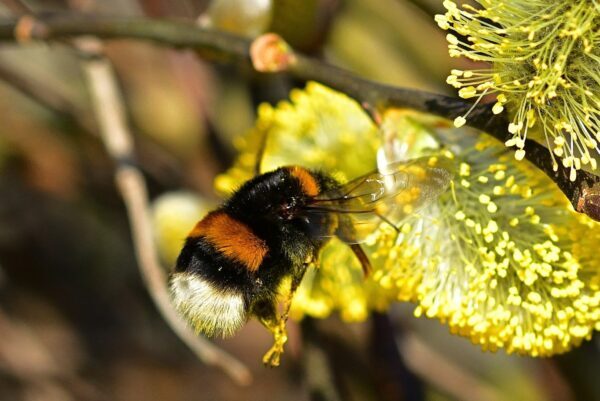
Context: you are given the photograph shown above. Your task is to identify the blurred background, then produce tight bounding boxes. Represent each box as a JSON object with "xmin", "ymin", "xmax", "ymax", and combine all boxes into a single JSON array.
[{"xmin": 0, "ymin": 0, "xmax": 598, "ymax": 400}]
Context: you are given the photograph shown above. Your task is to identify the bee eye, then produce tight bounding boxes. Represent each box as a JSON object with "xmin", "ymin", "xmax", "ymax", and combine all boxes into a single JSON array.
[{"xmin": 279, "ymin": 197, "xmax": 298, "ymax": 220}]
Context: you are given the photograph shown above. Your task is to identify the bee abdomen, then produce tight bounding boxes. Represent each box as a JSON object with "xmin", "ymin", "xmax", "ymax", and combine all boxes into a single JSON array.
[
  {"xmin": 170, "ymin": 272, "xmax": 246, "ymax": 338},
  {"xmin": 188, "ymin": 210, "xmax": 268, "ymax": 272}
]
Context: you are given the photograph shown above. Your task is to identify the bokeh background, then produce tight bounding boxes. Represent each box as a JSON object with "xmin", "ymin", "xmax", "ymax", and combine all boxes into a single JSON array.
[{"xmin": 0, "ymin": 0, "xmax": 598, "ymax": 400}]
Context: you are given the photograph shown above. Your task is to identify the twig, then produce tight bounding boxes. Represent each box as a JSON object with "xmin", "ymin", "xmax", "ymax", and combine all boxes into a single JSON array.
[
  {"xmin": 398, "ymin": 333, "xmax": 507, "ymax": 401},
  {"xmin": 0, "ymin": 61, "xmax": 96, "ymax": 133},
  {"xmin": 368, "ymin": 313, "xmax": 424, "ymax": 401},
  {"xmin": 0, "ymin": 1, "xmax": 97, "ymax": 132},
  {"xmin": 554, "ymin": 341, "xmax": 600, "ymax": 401},
  {"xmin": 0, "ymin": 0, "xmax": 30, "ymax": 14},
  {"xmin": 0, "ymin": 14, "xmax": 597, "ymax": 220},
  {"xmin": 301, "ymin": 319, "xmax": 344, "ymax": 401},
  {"xmin": 250, "ymin": 33, "xmax": 600, "ymax": 221},
  {"xmin": 76, "ymin": 37, "xmax": 252, "ymax": 385},
  {"xmin": 0, "ymin": 14, "xmax": 250, "ymax": 60}
]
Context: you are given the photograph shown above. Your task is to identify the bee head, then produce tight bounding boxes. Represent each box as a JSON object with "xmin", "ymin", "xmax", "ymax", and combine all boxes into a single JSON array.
[
  {"xmin": 227, "ymin": 168, "xmax": 312, "ymax": 221},
  {"xmin": 170, "ymin": 272, "xmax": 247, "ymax": 338}
]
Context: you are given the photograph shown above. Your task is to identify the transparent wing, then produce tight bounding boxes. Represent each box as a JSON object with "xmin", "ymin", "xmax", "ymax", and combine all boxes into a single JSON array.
[{"xmin": 302, "ymin": 156, "xmax": 453, "ymax": 244}]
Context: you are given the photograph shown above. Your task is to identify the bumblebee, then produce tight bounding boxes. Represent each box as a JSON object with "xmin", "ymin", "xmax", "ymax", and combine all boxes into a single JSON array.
[{"xmin": 170, "ymin": 157, "xmax": 452, "ymax": 365}]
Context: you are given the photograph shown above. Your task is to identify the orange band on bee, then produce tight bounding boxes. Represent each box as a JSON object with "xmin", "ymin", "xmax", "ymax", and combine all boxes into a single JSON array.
[
  {"xmin": 189, "ymin": 211, "xmax": 268, "ymax": 272},
  {"xmin": 288, "ymin": 166, "xmax": 320, "ymax": 197}
]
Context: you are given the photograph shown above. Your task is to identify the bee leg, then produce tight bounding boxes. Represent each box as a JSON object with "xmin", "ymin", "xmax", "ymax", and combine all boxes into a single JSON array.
[
  {"xmin": 257, "ymin": 304, "xmax": 287, "ymax": 367},
  {"xmin": 307, "ymin": 249, "xmax": 321, "ymax": 270},
  {"xmin": 349, "ymin": 243, "xmax": 372, "ymax": 277},
  {"xmin": 259, "ymin": 266, "xmax": 309, "ymax": 367},
  {"xmin": 282, "ymin": 264, "xmax": 309, "ymax": 320}
]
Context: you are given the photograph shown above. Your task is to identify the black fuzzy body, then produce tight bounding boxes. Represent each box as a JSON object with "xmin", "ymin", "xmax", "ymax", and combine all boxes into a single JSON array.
[{"xmin": 175, "ymin": 167, "xmax": 338, "ymax": 316}]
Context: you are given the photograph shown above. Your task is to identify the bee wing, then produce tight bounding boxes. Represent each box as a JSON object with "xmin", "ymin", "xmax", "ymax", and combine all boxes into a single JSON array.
[{"xmin": 302, "ymin": 156, "xmax": 453, "ymax": 244}]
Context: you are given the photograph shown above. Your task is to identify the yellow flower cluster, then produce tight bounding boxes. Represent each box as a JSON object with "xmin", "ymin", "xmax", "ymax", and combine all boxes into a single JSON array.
[
  {"xmin": 216, "ymin": 82, "xmax": 600, "ymax": 356},
  {"xmin": 374, "ymin": 134, "xmax": 600, "ymax": 356},
  {"xmin": 437, "ymin": 0, "xmax": 600, "ymax": 180},
  {"xmin": 151, "ymin": 192, "xmax": 213, "ymax": 265}
]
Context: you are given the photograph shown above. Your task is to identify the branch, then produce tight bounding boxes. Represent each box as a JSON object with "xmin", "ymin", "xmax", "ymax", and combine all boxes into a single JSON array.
[
  {"xmin": 249, "ymin": 33, "xmax": 600, "ymax": 221},
  {"xmin": 0, "ymin": 14, "xmax": 598, "ymax": 221},
  {"xmin": 76, "ymin": 37, "xmax": 252, "ymax": 385},
  {"xmin": 0, "ymin": 61, "xmax": 96, "ymax": 133},
  {"xmin": 399, "ymin": 333, "xmax": 506, "ymax": 401},
  {"xmin": 0, "ymin": 0, "xmax": 30, "ymax": 14},
  {"xmin": 369, "ymin": 313, "xmax": 424, "ymax": 401},
  {"xmin": 1, "ymin": 14, "xmax": 250, "ymax": 61},
  {"xmin": 301, "ymin": 319, "xmax": 344, "ymax": 401}
]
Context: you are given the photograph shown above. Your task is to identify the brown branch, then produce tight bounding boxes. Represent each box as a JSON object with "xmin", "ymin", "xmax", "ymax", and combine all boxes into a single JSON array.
[
  {"xmin": 369, "ymin": 313, "xmax": 424, "ymax": 401},
  {"xmin": 250, "ymin": 33, "xmax": 600, "ymax": 221},
  {"xmin": 0, "ymin": 14, "xmax": 597, "ymax": 220},
  {"xmin": 0, "ymin": 14, "xmax": 250, "ymax": 60},
  {"xmin": 76, "ymin": 37, "xmax": 252, "ymax": 385},
  {"xmin": 0, "ymin": 0, "xmax": 31, "ymax": 14},
  {"xmin": 0, "ymin": 61, "xmax": 96, "ymax": 133},
  {"xmin": 301, "ymin": 319, "xmax": 345, "ymax": 401},
  {"xmin": 399, "ymin": 333, "xmax": 507, "ymax": 401}
]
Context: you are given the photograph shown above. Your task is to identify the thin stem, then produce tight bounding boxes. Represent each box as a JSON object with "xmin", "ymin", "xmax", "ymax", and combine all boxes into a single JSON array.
[
  {"xmin": 0, "ymin": 60, "xmax": 96, "ymax": 133},
  {"xmin": 301, "ymin": 319, "xmax": 344, "ymax": 401},
  {"xmin": 369, "ymin": 313, "xmax": 424, "ymax": 401},
  {"xmin": 399, "ymin": 332, "xmax": 505, "ymax": 401},
  {"xmin": 287, "ymin": 52, "xmax": 599, "ymax": 215},
  {"xmin": 0, "ymin": 0, "xmax": 31, "ymax": 14},
  {"xmin": 0, "ymin": 14, "xmax": 250, "ymax": 61},
  {"xmin": 77, "ymin": 37, "xmax": 252, "ymax": 385}
]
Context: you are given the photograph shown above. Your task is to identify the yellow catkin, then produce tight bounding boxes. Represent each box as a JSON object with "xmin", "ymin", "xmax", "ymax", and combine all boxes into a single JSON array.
[{"xmin": 438, "ymin": 0, "xmax": 600, "ymax": 177}]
